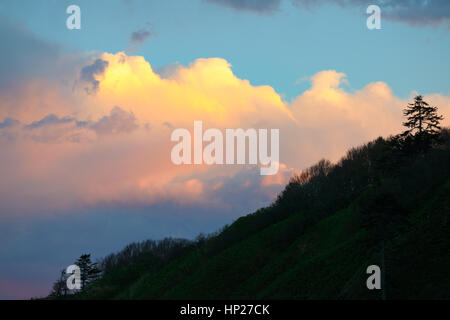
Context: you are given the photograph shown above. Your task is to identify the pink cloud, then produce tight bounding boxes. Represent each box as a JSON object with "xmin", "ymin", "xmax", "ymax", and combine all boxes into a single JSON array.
[{"xmin": 1, "ymin": 55, "xmax": 449, "ymax": 219}]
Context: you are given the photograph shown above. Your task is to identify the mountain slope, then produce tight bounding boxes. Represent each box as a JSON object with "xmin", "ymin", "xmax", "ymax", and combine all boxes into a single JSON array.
[{"xmin": 63, "ymin": 130, "xmax": 450, "ymax": 300}]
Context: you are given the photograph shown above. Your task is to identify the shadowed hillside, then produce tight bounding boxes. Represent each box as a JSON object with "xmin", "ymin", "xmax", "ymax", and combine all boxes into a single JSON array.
[{"xmin": 48, "ymin": 126, "xmax": 450, "ymax": 300}]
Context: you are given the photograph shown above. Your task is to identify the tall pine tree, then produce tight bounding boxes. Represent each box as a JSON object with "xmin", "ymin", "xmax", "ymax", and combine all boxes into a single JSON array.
[
  {"xmin": 75, "ymin": 254, "xmax": 102, "ymax": 290},
  {"xmin": 401, "ymin": 95, "xmax": 443, "ymax": 151}
]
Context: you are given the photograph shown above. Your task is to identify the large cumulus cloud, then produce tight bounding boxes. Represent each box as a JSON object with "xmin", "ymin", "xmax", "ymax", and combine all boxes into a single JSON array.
[
  {"xmin": 1, "ymin": 50, "xmax": 449, "ymax": 219},
  {"xmin": 0, "ymin": 51, "xmax": 297, "ymax": 217}
]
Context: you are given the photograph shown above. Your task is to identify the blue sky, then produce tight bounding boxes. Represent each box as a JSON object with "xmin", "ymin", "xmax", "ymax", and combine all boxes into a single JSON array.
[
  {"xmin": 0, "ymin": 0, "xmax": 449, "ymax": 299},
  {"xmin": 2, "ymin": 0, "xmax": 449, "ymax": 100}
]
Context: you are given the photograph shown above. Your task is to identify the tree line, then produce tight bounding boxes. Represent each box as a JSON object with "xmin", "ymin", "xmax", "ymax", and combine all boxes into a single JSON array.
[{"xmin": 48, "ymin": 95, "xmax": 446, "ymax": 299}]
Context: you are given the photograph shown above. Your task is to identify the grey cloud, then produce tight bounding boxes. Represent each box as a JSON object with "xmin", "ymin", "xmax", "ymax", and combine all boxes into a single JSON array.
[
  {"xmin": 206, "ymin": 0, "xmax": 450, "ymax": 27},
  {"xmin": 154, "ymin": 62, "xmax": 183, "ymax": 79},
  {"xmin": 80, "ymin": 59, "xmax": 109, "ymax": 94},
  {"xmin": 0, "ymin": 18, "xmax": 91, "ymax": 97},
  {"xmin": 383, "ymin": 0, "xmax": 450, "ymax": 27},
  {"xmin": 127, "ymin": 24, "xmax": 156, "ymax": 54},
  {"xmin": 292, "ymin": 0, "xmax": 450, "ymax": 27},
  {"xmin": 24, "ymin": 107, "xmax": 138, "ymax": 136},
  {"xmin": 22, "ymin": 114, "xmax": 91, "ymax": 143},
  {"xmin": 2, "ymin": 107, "xmax": 138, "ymax": 143},
  {"xmin": 205, "ymin": 0, "xmax": 282, "ymax": 13},
  {"xmin": 90, "ymin": 106, "xmax": 139, "ymax": 135},
  {"xmin": 0, "ymin": 118, "xmax": 21, "ymax": 141},
  {"xmin": 25, "ymin": 114, "xmax": 79, "ymax": 130},
  {"xmin": 0, "ymin": 19, "xmax": 60, "ymax": 91},
  {"xmin": 131, "ymin": 29, "xmax": 152, "ymax": 43},
  {"xmin": 0, "ymin": 118, "xmax": 20, "ymax": 129}
]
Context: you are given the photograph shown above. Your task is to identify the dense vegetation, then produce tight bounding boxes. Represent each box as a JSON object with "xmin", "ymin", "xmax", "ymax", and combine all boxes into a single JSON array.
[{"xmin": 49, "ymin": 97, "xmax": 450, "ymax": 300}]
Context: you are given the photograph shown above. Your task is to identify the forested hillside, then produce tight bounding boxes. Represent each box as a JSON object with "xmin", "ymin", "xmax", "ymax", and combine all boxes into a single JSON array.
[{"xmin": 49, "ymin": 124, "xmax": 450, "ymax": 300}]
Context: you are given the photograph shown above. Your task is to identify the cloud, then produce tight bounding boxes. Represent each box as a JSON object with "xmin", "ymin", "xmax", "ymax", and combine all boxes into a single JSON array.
[
  {"xmin": 0, "ymin": 106, "xmax": 138, "ymax": 143},
  {"xmin": 91, "ymin": 52, "xmax": 295, "ymax": 128},
  {"xmin": 20, "ymin": 114, "xmax": 93, "ymax": 143},
  {"xmin": 292, "ymin": 0, "xmax": 450, "ymax": 27},
  {"xmin": 0, "ymin": 118, "xmax": 21, "ymax": 141},
  {"xmin": 131, "ymin": 29, "xmax": 152, "ymax": 43},
  {"xmin": 286, "ymin": 70, "xmax": 450, "ymax": 166},
  {"xmin": 0, "ymin": 18, "xmax": 91, "ymax": 113},
  {"xmin": 0, "ymin": 118, "xmax": 20, "ymax": 129},
  {"xmin": 205, "ymin": 0, "xmax": 282, "ymax": 13},
  {"xmin": 0, "ymin": 53, "xmax": 449, "ymax": 305},
  {"xmin": 0, "ymin": 52, "xmax": 295, "ymax": 216},
  {"xmin": 80, "ymin": 59, "xmax": 109, "ymax": 94},
  {"xmin": 25, "ymin": 114, "xmax": 79, "ymax": 130},
  {"xmin": 0, "ymin": 20, "xmax": 60, "ymax": 90},
  {"xmin": 1, "ymin": 52, "xmax": 449, "ymax": 219},
  {"xmin": 154, "ymin": 62, "xmax": 183, "ymax": 79},
  {"xmin": 206, "ymin": 0, "xmax": 450, "ymax": 27},
  {"xmin": 127, "ymin": 24, "xmax": 156, "ymax": 54},
  {"xmin": 90, "ymin": 106, "xmax": 139, "ymax": 135}
]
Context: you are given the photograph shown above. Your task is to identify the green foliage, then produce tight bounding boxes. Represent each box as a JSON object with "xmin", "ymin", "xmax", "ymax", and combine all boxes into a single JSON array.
[
  {"xmin": 75, "ymin": 254, "xmax": 101, "ymax": 290},
  {"xmin": 51, "ymin": 127, "xmax": 450, "ymax": 300}
]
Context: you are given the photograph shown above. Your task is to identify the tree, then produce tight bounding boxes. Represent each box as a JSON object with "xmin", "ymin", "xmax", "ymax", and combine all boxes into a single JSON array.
[
  {"xmin": 49, "ymin": 270, "xmax": 69, "ymax": 298},
  {"xmin": 359, "ymin": 190, "xmax": 409, "ymax": 300},
  {"xmin": 75, "ymin": 254, "xmax": 102, "ymax": 290},
  {"xmin": 401, "ymin": 95, "xmax": 444, "ymax": 151}
]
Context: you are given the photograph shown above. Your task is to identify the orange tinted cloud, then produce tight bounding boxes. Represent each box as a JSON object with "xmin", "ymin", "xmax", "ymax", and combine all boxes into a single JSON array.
[
  {"xmin": 84, "ymin": 53, "xmax": 295, "ymax": 128},
  {"xmin": 285, "ymin": 70, "xmax": 450, "ymax": 166},
  {"xmin": 1, "ymin": 54, "xmax": 449, "ymax": 217}
]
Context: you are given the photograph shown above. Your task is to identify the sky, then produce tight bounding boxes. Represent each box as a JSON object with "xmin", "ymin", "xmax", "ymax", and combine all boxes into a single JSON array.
[{"xmin": 0, "ymin": 0, "xmax": 449, "ymax": 299}]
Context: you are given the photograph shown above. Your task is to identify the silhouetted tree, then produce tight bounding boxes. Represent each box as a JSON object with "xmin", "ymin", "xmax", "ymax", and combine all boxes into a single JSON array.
[
  {"xmin": 75, "ymin": 254, "xmax": 101, "ymax": 290},
  {"xmin": 401, "ymin": 95, "xmax": 444, "ymax": 151},
  {"xmin": 49, "ymin": 270, "xmax": 68, "ymax": 297}
]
